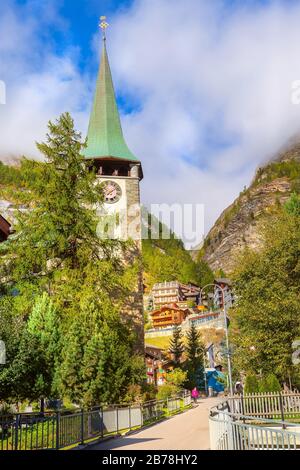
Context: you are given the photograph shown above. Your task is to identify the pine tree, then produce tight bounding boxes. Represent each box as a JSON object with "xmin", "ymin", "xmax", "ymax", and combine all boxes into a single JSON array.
[
  {"xmin": 0, "ymin": 112, "xmax": 123, "ymax": 290},
  {"xmin": 0, "ymin": 113, "xmax": 144, "ymax": 406},
  {"xmin": 169, "ymin": 325, "xmax": 184, "ymax": 367},
  {"xmin": 258, "ymin": 373, "xmax": 281, "ymax": 393},
  {"xmin": 184, "ymin": 324, "xmax": 205, "ymax": 390},
  {"xmin": 27, "ymin": 293, "xmax": 60, "ymax": 363},
  {"xmin": 58, "ymin": 306, "xmax": 143, "ymax": 406},
  {"xmin": 27, "ymin": 293, "xmax": 61, "ymax": 409},
  {"xmin": 0, "ymin": 330, "xmax": 52, "ymax": 406},
  {"xmin": 244, "ymin": 374, "xmax": 259, "ymax": 394}
]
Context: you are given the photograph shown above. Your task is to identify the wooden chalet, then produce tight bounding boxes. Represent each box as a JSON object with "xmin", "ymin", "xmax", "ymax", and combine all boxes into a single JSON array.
[{"xmin": 150, "ymin": 303, "xmax": 190, "ymax": 329}]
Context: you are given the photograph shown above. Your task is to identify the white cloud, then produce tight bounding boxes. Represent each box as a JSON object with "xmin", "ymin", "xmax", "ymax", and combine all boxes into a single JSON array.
[
  {"xmin": 108, "ymin": 0, "xmax": 300, "ymax": 245},
  {"xmin": 0, "ymin": 0, "xmax": 89, "ymax": 159},
  {"xmin": 1, "ymin": 0, "xmax": 300, "ymax": 246}
]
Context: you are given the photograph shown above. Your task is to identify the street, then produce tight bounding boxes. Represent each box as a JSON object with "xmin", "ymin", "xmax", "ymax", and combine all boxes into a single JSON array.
[{"xmin": 88, "ymin": 397, "xmax": 221, "ymax": 451}]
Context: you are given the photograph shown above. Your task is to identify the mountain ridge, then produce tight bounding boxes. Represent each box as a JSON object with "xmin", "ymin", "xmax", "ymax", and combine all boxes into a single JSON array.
[{"xmin": 202, "ymin": 137, "xmax": 300, "ymax": 274}]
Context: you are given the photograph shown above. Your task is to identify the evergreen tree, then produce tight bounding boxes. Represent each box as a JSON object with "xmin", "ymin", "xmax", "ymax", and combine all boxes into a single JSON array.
[
  {"xmin": 184, "ymin": 324, "xmax": 205, "ymax": 390},
  {"xmin": 0, "ymin": 113, "xmax": 144, "ymax": 406},
  {"xmin": 169, "ymin": 325, "xmax": 184, "ymax": 367},
  {"xmin": 244, "ymin": 374, "xmax": 259, "ymax": 394},
  {"xmin": 27, "ymin": 293, "xmax": 60, "ymax": 365},
  {"xmin": 27, "ymin": 293, "xmax": 61, "ymax": 409},
  {"xmin": 0, "ymin": 113, "xmax": 123, "ymax": 291},
  {"xmin": 58, "ymin": 305, "xmax": 143, "ymax": 406},
  {"xmin": 258, "ymin": 373, "xmax": 281, "ymax": 393},
  {"xmin": 0, "ymin": 326, "xmax": 52, "ymax": 407},
  {"xmin": 265, "ymin": 373, "xmax": 281, "ymax": 392}
]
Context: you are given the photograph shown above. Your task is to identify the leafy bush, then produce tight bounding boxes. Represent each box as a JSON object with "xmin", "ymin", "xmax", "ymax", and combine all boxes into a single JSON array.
[
  {"xmin": 156, "ymin": 384, "xmax": 177, "ymax": 401},
  {"xmin": 244, "ymin": 374, "xmax": 260, "ymax": 394},
  {"xmin": 259, "ymin": 374, "xmax": 281, "ymax": 393}
]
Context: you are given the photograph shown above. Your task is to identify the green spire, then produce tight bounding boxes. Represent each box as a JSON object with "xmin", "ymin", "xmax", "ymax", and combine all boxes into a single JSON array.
[{"xmin": 83, "ymin": 39, "xmax": 139, "ymax": 162}]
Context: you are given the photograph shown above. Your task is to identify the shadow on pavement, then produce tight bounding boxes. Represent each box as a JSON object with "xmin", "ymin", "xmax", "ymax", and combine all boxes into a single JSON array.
[{"xmin": 88, "ymin": 437, "xmax": 161, "ymax": 450}]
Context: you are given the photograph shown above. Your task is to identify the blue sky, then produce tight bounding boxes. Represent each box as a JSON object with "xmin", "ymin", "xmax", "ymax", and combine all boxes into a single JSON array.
[{"xmin": 2, "ymin": 0, "xmax": 300, "ymax": 245}]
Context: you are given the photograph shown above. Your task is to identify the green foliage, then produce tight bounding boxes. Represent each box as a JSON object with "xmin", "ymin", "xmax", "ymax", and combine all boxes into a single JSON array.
[
  {"xmin": 215, "ymin": 269, "xmax": 226, "ymax": 279},
  {"xmin": 0, "ymin": 113, "xmax": 125, "ymax": 290},
  {"xmin": 0, "ymin": 113, "xmax": 143, "ymax": 407},
  {"xmin": 27, "ymin": 293, "xmax": 60, "ymax": 364},
  {"xmin": 169, "ymin": 325, "xmax": 184, "ymax": 367},
  {"xmin": 58, "ymin": 306, "xmax": 144, "ymax": 406},
  {"xmin": 156, "ymin": 384, "xmax": 178, "ymax": 401},
  {"xmin": 195, "ymin": 259, "xmax": 215, "ymax": 287},
  {"xmin": 0, "ymin": 328, "xmax": 52, "ymax": 404},
  {"xmin": 165, "ymin": 368, "xmax": 187, "ymax": 388},
  {"xmin": 285, "ymin": 192, "xmax": 300, "ymax": 216},
  {"xmin": 260, "ymin": 160, "xmax": 300, "ymax": 187},
  {"xmin": 142, "ymin": 211, "xmax": 213, "ymax": 289},
  {"xmin": 0, "ymin": 161, "xmax": 23, "ymax": 186},
  {"xmin": 258, "ymin": 374, "xmax": 281, "ymax": 393},
  {"xmin": 157, "ymin": 368, "xmax": 187, "ymax": 400},
  {"xmin": 244, "ymin": 373, "xmax": 281, "ymax": 394},
  {"xmin": 0, "ymin": 159, "xmax": 47, "ymax": 204},
  {"xmin": 184, "ymin": 324, "xmax": 205, "ymax": 390},
  {"xmin": 244, "ymin": 374, "xmax": 260, "ymax": 394},
  {"xmin": 123, "ymin": 382, "xmax": 157, "ymax": 404},
  {"xmin": 231, "ymin": 203, "xmax": 300, "ymax": 385}
]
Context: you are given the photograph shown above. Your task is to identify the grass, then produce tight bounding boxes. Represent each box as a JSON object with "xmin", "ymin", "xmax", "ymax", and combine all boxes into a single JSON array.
[
  {"xmin": 145, "ymin": 336, "xmax": 172, "ymax": 350},
  {"xmin": 145, "ymin": 328, "xmax": 224, "ymax": 351}
]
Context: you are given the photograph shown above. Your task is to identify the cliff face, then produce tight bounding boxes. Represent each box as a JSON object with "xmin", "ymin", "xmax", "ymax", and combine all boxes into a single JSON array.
[
  {"xmin": 202, "ymin": 141, "xmax": 300, "ymax": 274},
  {"xmin": 0, "ymin": 199, "xmax": 18, "ymax": 225}
]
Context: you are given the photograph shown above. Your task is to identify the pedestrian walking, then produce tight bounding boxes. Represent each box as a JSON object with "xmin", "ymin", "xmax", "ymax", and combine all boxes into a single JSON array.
[{"xmin": 191, "ymin": 387, "xmax": 199, "ymax": 403}]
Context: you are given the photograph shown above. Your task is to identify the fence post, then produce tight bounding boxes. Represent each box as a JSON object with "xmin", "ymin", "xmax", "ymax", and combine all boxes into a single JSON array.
[
  {"xmin": 241, "ymin": 392, "xmax": 245, "ymax": 424},
  {"xmin": 80, "ymin": 409, "xmax": 84, "ymax": 445},
  {"xmin": 279, "ymin": 392, "xmax": 286, "ymax": 430},
  {"xmin": 140, "ymin": 403, "xmax": 143, "ymax": 427},
  {"xmin": 129, "ymin": 406, "xmax": 131, "ymax": 431},
  {"xmin": 14, "ymin": 414, "xmax": 20, "ymax": 451},
  {"xmin": 55, "ymin": 411, "xmax": 60, "ymax": 450},
  {"xmin": 101, "ymin": 407, "xmax": 104, "ymax": 439},
  {"xmin": 116, "ymin": 407, "xmax": 119, "ymax": 434}
]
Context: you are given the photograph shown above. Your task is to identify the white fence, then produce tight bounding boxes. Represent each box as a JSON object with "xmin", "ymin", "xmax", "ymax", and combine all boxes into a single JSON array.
[
  {"xmin": 228, "ymin": 391, "xmax": 300, "ymax": 419},
  {"xmin": 209, "ymin": 393, "xmax": 300, "ymax": 450}
]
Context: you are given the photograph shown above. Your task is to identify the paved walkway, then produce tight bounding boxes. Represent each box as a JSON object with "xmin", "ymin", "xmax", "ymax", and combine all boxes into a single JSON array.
[{"xmin": 88, "ymin": 397, "xmax": 221, "ymax": 451}]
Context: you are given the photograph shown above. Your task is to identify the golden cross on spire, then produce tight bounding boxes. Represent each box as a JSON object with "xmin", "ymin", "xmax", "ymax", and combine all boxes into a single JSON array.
[{"xmin": 99, "ymin": 16, "xmax": 109, "ymax": 41}]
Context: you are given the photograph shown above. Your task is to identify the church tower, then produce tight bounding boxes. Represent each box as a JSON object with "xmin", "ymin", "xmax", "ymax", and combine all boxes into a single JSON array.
[{"xmin": 83, "ymin": 18, "xmax": 144, "ymax": 350}]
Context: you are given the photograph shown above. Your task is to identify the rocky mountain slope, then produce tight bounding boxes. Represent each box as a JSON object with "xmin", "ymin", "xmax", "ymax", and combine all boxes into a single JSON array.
[{"xmin": 202, "ymin": 139, "xmax": 300, "ymax": 274}]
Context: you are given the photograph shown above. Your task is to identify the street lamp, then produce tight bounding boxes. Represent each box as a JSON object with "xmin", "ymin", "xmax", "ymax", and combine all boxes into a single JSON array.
[
  {"xmin": 200, "ymin": 283, "xmax": 234, "ymax": 396},
  {"xmin": 196, "ymin": 346, "xmax": 208, "ymax": 396}
]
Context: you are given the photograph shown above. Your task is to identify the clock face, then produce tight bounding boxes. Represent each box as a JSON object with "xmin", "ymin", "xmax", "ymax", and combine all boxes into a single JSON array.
[{"xmin": 101, "ymin": 181, "xmax": 122, "ymax": 204}]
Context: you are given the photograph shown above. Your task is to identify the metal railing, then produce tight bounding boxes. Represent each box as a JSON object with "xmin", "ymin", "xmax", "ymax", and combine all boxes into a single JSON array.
[
  {"xmin": 209, "ymin": 393, "xmax": 300, "ymax": 450},
  {"xmin": 0, "ymin": 391, "xmax": 191, "ymax": 450}
]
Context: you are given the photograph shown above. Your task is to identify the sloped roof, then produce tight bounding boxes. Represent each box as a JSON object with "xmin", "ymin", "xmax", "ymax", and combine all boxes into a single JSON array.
[{"xmin": 82, "ymin": 41, "xmax": 139, "ymax": 163}]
